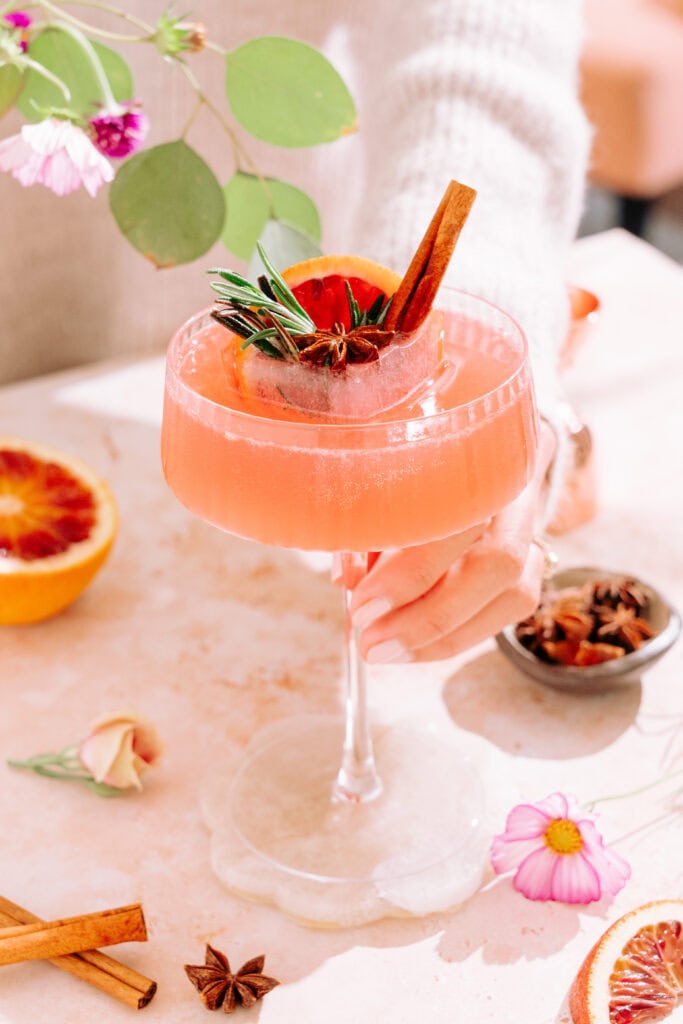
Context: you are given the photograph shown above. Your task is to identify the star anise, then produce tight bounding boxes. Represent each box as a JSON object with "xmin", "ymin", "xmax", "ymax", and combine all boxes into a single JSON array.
[
  {"xmin": 552, "ymin": 584, "xmax": 594, "ymax": 614},
  {"xmin": 596, "ymin": 603, "xmax": 655, "ymax": 650},
  {"xmin": 184, "ymin": 945, "xmax": 279, "ymax": 1013},
  {"xmin": 592, "ymin": 577, "xmax": 650, "ymax": 613},
  {"xmin": 296, "ymin": 323, "xmax": 394, "ymax": 370},
  {"xmin": 554, "ymin": 609, "xmax": 594, "ymax": 642},
  {"xmin": 513, "ymin": 576, "xmax": 659, "ymax": 666},
  {"xmin": 572, "ymin": 641, "xmax": 625, "ymax": 666},
  {"xmin": 516, "ymin": 604, "xmax": 560, "ymax": 656}
]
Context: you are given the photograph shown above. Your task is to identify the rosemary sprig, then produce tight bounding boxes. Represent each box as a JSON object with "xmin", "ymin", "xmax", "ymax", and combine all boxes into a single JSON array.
[
  {"xmin": 344, "ymin": 280, "xmax": 362, "ymax": 329},
  {"xmin": 207, "ymin": 252, "xmax": 316, "ymax": 360},
  {"xmin": 208, "ymin": 244, "xmax": 397, "ymax": 364}
]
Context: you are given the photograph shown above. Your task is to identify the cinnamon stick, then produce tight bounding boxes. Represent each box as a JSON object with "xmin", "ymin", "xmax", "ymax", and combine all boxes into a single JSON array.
[
  {"xmin": 385, "ymin": 180, "xmax": 477, "ymax": 333},
  {"xmin": 0, "ymin": 903, "xmax": 147, "ymax": 965},
  {"xmin": 0, "ymin": 897, "xmax": 155, "ymax": 1009}
]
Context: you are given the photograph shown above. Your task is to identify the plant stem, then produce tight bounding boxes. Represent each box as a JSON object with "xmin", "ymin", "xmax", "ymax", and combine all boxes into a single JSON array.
[
  {"xmin": 22, "ymin": 54, "xmax": 71, "ymax": 99},
  {"xmin": 175, "ymin": 58, "xmax": 240, "ymax": 165},
  {"xmin": 54, "ymin": 19, "xmax": 116, "ymax": 107},
  {"xmin": 204, "ymin": 39, "xmax": 226, "ymax": 56},
  {"xmin": 586, "ymin": 767, "xmax": 683, "ymax": 812},
  {"xmin": 180, "ymin": 94, "xmax": 202, "ymax": 139},
  {"xmin": 64, "ymin": 0, "xmax": 153, "ymax": 32},
  {"xmin": 176, "ymin": 59, "xmax": 274, "ymax": 211},
  {"xmin": 36, "ymin": 0, "xmax": 151, "ymax": 41}
]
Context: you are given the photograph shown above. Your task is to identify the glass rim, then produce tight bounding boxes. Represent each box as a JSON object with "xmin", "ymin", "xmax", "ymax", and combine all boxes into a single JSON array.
[{"xmin": 165, "ymin": 286, "xmax": 531, "ymax": 436}]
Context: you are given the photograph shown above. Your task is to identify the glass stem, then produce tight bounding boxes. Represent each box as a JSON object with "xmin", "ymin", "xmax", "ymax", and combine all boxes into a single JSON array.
[{"xmin": 333, "ymin": 552, "xmax": 383, "ymax": 804}]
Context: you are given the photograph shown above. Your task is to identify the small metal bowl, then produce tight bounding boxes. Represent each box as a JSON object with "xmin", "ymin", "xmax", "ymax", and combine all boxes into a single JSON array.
[{"xmin": 496, "ymin": 567, "xmax": 681, "ymax": 694}]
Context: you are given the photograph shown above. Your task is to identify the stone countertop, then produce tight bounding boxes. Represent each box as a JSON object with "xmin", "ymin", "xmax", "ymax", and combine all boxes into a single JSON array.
[{"xmin": 0, "ymin": 229, "xmax": 682, "ymax": 1023}]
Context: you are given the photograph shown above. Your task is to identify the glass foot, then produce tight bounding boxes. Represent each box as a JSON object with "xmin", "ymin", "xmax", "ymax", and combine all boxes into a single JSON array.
[{"xmin": 202, "ymin": 715, "xmax": 490, "ymax": 927}]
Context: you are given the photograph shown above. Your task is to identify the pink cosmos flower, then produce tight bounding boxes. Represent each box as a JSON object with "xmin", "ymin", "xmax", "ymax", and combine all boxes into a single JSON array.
[
  {"xmin": 3, "ymin": 10, "xmax": 31, "ymax": 50},
  {"xmin": 491, "ymin": 792, "xmax": 631, "ymax": 904},
  {"xmin": 0, "ymin": 117, "xmax": 114, "ymax": 197},
  {"xmin": 89, "ymin": 102, "xmax": 148, "ymax": 159}
]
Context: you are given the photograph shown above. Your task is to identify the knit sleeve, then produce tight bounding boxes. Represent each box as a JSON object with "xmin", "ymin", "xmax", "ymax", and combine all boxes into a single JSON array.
[{"xmin": 352, "ymin": 0, "xmax": 591, "ymax": 419}]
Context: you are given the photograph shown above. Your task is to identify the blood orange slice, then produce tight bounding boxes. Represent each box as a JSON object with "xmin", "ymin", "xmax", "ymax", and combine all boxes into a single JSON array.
[
  {"xmin": 570, "ymin": 900, "xmax": 683, "ymax": 1024},
  {"xmin": 281, "ymin": 254, "xmax": 401, "ymax": 330},
  {"xmin": 0, "ymin": 439, "xmax": 117, "ymax": 624}
]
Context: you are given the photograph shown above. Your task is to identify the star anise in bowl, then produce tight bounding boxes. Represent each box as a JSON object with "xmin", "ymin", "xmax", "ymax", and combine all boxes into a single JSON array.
[
  {"xmin": 514, "ymin": 577, "xmax": 654, "ymax": 667},
  {"xmin": 495, "ymin": 567, "xmax": 680, "ymax": 692}
]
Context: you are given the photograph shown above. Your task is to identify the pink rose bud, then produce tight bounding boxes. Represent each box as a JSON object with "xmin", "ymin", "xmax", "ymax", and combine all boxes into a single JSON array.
[{"xmin": 78, "ymin": 711, "xmax": 162, "ymax": 790}]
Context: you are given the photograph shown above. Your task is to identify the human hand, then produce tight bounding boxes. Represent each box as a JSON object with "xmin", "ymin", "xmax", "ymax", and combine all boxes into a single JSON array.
[{"xmin": 347, "ymin": 421, "xmax": 557, "ymax": 663}]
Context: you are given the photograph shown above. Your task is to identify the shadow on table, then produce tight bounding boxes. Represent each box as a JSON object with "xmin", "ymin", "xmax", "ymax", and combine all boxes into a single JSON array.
[
  {"xmin": 436, "ymin": 875, "xmax": 610, "ymax": 965},
  {"xmin": 442, "ymin": 649, "xmax": 641, "ymax": 759}
]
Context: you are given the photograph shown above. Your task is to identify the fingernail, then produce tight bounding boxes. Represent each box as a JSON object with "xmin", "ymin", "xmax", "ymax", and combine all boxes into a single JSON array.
[
  {"xmin": 365, "ymin": 639, "xmax": 411, "ymax": 664},
  {"xmin": 352, "ymin": 597, "xmax": 392, "ymax": 632}
]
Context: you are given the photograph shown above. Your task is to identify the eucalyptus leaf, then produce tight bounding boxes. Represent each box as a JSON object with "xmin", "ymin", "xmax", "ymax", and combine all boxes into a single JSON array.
[
  {"xmin": 222, "ymin": 171, "xmax": 321, "ymax": 260},
  {"xmin": 109, "ymin": 140, "xmax": 225, "ymax": 268},
  {"xmin": 18, "ymin": 29, "xmax": 133, "ymax": 121},
  {"xmin": 247, "ymin": 220, "xmax": 322, "ymax": 283},
  {"xmin": 0, "ymin": 64, "xmax": 22, "ymax": 118},
  {"xmin": 226, "ymin": 36, "xmax": 357, "ymax": 148}
]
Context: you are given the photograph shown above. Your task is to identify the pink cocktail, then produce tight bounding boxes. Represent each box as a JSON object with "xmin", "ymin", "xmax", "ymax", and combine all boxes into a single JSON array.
[{"xmin": 162, "ymin": 287, "xmax": 538, "ymax": 925}]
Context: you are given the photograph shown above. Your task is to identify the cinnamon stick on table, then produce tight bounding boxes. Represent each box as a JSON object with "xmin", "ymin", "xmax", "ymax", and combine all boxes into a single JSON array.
[
  {"xmin": 385, "ymin": 179, "xmax": 477, "ymax": 333},
  {"xmin": 0, "ymin": 903, "xmax": 147, "ymax": 965},
  {"xmin": 0, "ymin": 897, "xmax": 156, "ymax": 1009}
]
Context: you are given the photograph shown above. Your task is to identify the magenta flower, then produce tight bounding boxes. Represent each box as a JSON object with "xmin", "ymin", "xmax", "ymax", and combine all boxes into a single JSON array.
[
  {"xmin": 0, "ymin": 118, "xmax": 114, "ymax": 197},
  {"xmin": 89, "ymin": 102, "xmax": 148, "ymax": 159},
  {"xmin": 491, "ymin": 792, "xmax": 630, "ymax": 904},
  {"xmin": 3, "ymin": 9, "xmax": 31, "ymax": 50}
]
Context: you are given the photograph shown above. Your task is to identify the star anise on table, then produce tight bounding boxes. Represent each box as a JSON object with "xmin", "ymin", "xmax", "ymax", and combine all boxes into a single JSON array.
[
  {"xmin": 296, "ymin": 324, "xmax": 394, "ymax": 370},
  {"xmin": 184, "ymin": 945, "xmax": 279, "ymax": 1013},
  {"xmin": 596, "ymin": 603, "xmax": 655, "ymax": 650}
]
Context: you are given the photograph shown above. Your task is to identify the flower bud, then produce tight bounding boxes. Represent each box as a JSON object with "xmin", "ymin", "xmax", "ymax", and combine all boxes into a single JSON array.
[
  {"xmin": 154, "ymin": 11, "xmax": 207, "ymax": 57},
  {"xmin": 78, "ymin": 711, "xmax": 162, "ymax": 790}
]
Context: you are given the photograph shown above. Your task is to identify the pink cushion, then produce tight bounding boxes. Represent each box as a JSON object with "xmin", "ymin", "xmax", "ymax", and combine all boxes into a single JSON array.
[{"xmin": 581, "ymin": 0, "xmax": 683, "ymax": 196}]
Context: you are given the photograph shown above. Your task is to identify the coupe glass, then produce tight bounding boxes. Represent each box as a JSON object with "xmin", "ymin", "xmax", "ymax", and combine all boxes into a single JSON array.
[{"xmin": 161, "ymin": 288, "xmax": 538, "ymax": 926}]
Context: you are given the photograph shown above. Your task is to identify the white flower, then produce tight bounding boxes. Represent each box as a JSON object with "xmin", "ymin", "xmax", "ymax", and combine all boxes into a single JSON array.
[{"xmin": 0, "ymin": 117, "xmax": 114, "ymax": 197}]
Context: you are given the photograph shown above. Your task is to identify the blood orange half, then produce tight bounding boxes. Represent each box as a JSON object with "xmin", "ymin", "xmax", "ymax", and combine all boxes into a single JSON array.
[
  {"xmin": 570, "ymin": 900, "xmax": 683, "ymax": 1024},
  {"xmin": 0, "ymin": 439, "xmax": 117, "ymax": 624}
]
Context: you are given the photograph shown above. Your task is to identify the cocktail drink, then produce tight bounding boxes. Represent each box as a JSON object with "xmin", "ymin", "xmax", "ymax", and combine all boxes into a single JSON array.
[
  {"xmin": 163, "ymin": 300, "xmax": 535, "ymax": 553},
  {"xmin": 161, "ymin": 184, "xmax": 538, "ymax": 925}
]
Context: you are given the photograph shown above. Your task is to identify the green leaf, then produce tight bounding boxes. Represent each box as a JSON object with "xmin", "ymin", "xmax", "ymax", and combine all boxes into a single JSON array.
[
  {"xmin": 222, "ymin": 171, "xmax": 321, "ymax": 260},
  {"xmin": 226, "ymin": 36, "xmax": 357, "ymax": 148},
  {"xmin": 0, "ymin": 64, "xmax": 22, "ymax": 118},
  {"xmin": 109, "ymin": 140, "xmax": 225, "ymax": 268},
  {"xmin": 247, "ymin": 220, "xmax": 322, "ymax": 282},
  {"xmin": 18, "ymin": 28, "xmax": 133, "ymax": 121}
]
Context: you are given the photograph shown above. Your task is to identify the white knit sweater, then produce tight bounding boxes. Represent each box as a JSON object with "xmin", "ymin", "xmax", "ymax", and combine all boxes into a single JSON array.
[{"xmin": 0, "ymin": 0, "xmax": 590, "ymax": 407}]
